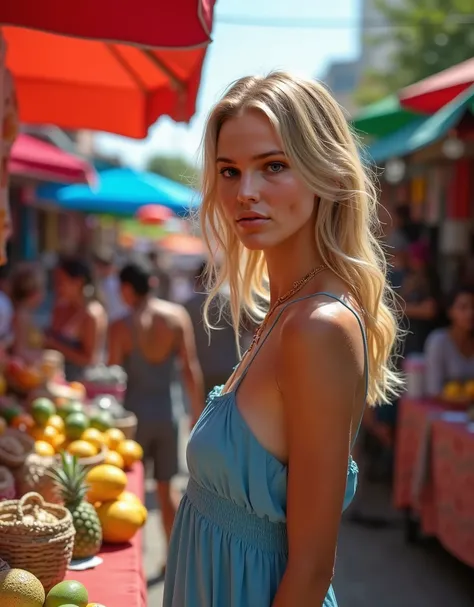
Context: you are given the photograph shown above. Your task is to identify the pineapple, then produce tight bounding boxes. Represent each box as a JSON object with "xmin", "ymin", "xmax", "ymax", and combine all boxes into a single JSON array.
[{"xmin": 48, "ymin": 452, "xmax": 102, "ymax": 559}]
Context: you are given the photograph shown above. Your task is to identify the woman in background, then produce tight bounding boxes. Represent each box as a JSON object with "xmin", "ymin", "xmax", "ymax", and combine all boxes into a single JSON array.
[
  {"xmin": 424, "ymin": 286, "xmax": 474, "ymax": 398},
  {"xmin": 10, "ymin": 263, "xmax": 44, "ymax": 363},
  {"xmin": 45, "ymin": 257, "xmax": 107, "ymax": 381}
]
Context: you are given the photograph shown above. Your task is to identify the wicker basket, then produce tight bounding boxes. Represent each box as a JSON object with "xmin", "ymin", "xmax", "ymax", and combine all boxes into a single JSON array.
[
  {"xmin": 0, "ymin": 429, "xmax": 34, "ymax": 468},
  {"xmin": 14, "ymin": 453, "xmax": 59, "ymax": 503},
  {"xmin": 114, "ymin": 410, "xmax": 137, "ymax": 440},
  {"xmin": 0, "ymin": 491, "xmax": 75, "ymax": 592}
]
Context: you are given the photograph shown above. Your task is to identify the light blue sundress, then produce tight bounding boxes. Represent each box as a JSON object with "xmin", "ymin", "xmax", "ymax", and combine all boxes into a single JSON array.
[{"xmin": 163, "ymin": 293, "xmax": 368, "ymax": 606}]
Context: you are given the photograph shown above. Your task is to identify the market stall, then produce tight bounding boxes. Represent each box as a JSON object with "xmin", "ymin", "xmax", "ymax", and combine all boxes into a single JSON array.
[
  {"xmin": 65, "ymin": 463, "xmax": 146, "ymax": 607},
  {"xmin": 0, "ymin": 352, "xmax": 147, "ymax": 607},
  {"xmin": 394, "ymin": 396, "xmax": 474, "ymax": 568}
]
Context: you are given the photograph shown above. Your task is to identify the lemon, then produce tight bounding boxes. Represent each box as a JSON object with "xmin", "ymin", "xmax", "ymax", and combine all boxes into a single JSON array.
[
  {"xmin": 104, "ymin": 428, "xmax": 125, "ymax": 450},
  {"xmin": 86, "ymin": 465, "xmax": 127, "ymax": 503},
  {"xmin": 116, "ymin": 440, "xmax": 144, "ymax": 469},
  {"xmin": 35, "ymin": 440, "xmax": 55, "ymax": 457},
  {"xmin": 116, "ymin": 490, "xmax": 143, "ymax": 506},
  {"xmin": 51, "ymin": 433, "xmax": 67, "ymax": 452},
  {"xmin": 81, "ymin": 428, "xmax": 106, "ymax": 450},
  {"xmin": 67, "ymin": 440, "xmax": 98, "ymax": 458},
  {"xmin": 48, "ymin": 414, "xmax": 65, "ymax": 433},
  {"xmin": 103, "ymin": 450, "xmax": 125, "ymax": 469}
]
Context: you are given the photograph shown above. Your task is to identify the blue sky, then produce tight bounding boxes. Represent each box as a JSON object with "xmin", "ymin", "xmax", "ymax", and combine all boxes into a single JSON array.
[{"xmin": 95, "ymin": 0, "xmax": 360, "ymax": 167}]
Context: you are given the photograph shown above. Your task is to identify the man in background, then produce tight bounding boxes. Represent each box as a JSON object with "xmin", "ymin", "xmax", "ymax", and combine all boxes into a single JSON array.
[
  {"xmin": 185, "ymin": 262, "xmax": 242, "ymax": 397},
  {"xmin": 108, "ymin": 256, "xmax": 204, "ymax": 565},
  {"xmin": 93, "ymin": 250, "xmax": 129, "ymax": 323}
]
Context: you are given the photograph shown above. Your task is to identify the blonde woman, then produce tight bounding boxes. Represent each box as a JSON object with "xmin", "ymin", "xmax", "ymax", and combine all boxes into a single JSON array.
[{"xmin": 164, "ymin": 72, "xmax": 401, "ymax": 607}]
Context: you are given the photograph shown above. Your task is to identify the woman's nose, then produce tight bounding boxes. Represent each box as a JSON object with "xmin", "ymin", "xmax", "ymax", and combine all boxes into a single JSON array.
[{"xmin": 237, "ymin": 172, "xmax": 260, "ymax": 204}]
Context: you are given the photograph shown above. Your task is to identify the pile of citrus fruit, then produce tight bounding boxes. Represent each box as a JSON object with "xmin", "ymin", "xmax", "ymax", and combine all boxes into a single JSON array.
[{"xmin": 26, "ymin": 397, "xmax": 143, "ymax": 471}]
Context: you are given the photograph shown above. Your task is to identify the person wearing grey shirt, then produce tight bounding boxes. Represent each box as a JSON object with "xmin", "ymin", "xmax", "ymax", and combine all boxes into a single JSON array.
[
  {"xmin": 185, "ymin": 263, "xmax": 241, "ymax": 397},
  {"xmin": 424, "ymin": 287, "xmax": 474, "ymax": 397}
]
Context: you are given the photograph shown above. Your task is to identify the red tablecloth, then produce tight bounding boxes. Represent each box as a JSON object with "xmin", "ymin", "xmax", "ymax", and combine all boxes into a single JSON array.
[
  {"xmin": 65, "ymin": 463, "xmax": 146, "ymax": 607},
  {"xmin": 394, "ymin": 398, "xmax": 441, "ymax": 534},
  {"xmin": 432, "ymin": 418, "xmax": 474, "ymax": 568}
]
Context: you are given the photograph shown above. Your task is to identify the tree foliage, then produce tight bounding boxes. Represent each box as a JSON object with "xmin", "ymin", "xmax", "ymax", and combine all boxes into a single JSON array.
[
  {"xmin": 354, "ymin": 0, "xmax": 474, "ymax": 105},
  {"xmin": 146, "ymin": 154, "xmax": 200, "ymax": 186}
]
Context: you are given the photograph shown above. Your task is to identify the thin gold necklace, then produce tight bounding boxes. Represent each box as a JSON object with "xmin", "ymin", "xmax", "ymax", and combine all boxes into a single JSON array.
[{"xmin": 247, "ymin": 264, "xmax": 327, "ymax": 353}]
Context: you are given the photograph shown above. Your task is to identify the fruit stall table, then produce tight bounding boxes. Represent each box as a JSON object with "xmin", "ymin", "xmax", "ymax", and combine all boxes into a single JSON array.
[
  {"xmin": 65, "ymin": 462, "xmax": 147, "ymax": 607},
  {"xmin": 394, "ymin": 397, "xmax": 474, "ymax": 567},
  {"xmin": 394, "ymin": 397, "xmax": 443, "ymax": 535},
  {"xmin": 431, "ymin": 416, "xmax": 474, "ymax": 568}
]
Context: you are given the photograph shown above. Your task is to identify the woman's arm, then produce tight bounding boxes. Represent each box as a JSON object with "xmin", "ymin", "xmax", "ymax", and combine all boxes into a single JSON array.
[
  {"xmin": 404, "ymin": 297, "xmax": 437, "ymax": 320},
  {"xmin": 272, "ymin": 305, "xmax": 364, "ymax": 607},
  {"xmin": 47, "ymin": 307, "xmax": 105, "ymax": 367},
  {"xmin": 424, "ymin": 331, "xmax": 446, "ymax": 397}
]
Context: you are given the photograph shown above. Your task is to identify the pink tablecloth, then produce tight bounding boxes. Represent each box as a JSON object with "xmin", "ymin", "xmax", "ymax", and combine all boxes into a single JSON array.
[
  {"xmin": 65, "ymin": 463, "xmax": 146, "ymax": 607},
  {"xmin": 394, "ymin": 398, "xmax": 440, "ymax": 534},
  {"xmin": 432, "ymin": 418, "xmax": 474, "ymax": 568}
]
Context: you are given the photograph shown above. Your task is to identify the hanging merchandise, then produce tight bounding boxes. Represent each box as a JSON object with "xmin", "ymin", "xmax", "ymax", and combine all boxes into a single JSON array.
[{"xmin": 0, "ymin": 38, "xmax": 19, "ymax": 266}]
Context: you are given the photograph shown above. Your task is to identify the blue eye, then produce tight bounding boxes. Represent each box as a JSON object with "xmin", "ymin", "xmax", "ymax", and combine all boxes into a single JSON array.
[
  {"xmin": 267, "ymin": 162, "xmax": 285, "ymax": 173},
  {"xmin": 219, "ymin": 167, "xmax": 238, "ymax": 178}
]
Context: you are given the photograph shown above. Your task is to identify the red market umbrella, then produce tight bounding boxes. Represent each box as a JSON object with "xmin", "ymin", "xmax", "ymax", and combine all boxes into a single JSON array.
[
  {"xmin": 4, "ymin": 27, "xmax": 210, "ymax": 138},
  {"xmin": 136, "ymin": 204, "xmax": 174, "ymax": 225},
  {"xmin": 399, "ymin": 58, "xmax": 474, "ymax": 114},
  {"xmin": 0, "ymin": 0, "xmax": 216, "ymax": 48},
  {"xmin": 10, "ymin": 133, "xmax": 95, "ymax": 183}
]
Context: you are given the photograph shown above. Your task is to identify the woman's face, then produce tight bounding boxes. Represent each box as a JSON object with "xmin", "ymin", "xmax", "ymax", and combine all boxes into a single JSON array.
[
  {"xmin": 216, "ymin": 109, "xmax": 316, "ymax": 251},
  {"xmin": 55, "ymin": 268, "xmax": 82, "ymax": 302},
  {"xmin": 449, "ymin": 292, "xmax": 474, "ymax": 332}
]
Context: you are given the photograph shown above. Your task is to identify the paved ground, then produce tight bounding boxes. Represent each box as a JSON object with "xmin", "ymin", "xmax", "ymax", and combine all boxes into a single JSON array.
[{"xmin": 143, "ymin": 419, "xmax": 474, "ymax": 606}]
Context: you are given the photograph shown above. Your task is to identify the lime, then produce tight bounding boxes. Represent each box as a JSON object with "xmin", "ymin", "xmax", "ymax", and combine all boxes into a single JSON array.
[
  {"xmin": 45, "ymin": 580, "xmax": 88, "ymax": 607},
  {"xmin": 89, "ymin": 411, "xmax": 113, "ymax": 432},
  {"xmin": 31, "ymin": 397, "xmax": 56, "ymax": 427},
  {"xmin": 58, "ymin": 400, "xmax": 84, "ymax": 420},
  {"xmin": 64, "ymin": 412, "xmax": 90, "ymax": 440},
  {"xmin": 0, "ymin": 405, "xmax": 22, "ymax": 423}
]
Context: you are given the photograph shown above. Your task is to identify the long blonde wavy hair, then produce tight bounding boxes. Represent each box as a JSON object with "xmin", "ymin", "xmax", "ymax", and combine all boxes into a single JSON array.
[{"xmin": 199, "ymin": 71, "xmax": 402, "ymax": 405}]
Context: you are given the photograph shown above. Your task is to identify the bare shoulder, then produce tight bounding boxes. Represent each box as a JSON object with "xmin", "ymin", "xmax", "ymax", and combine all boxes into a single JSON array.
[
  {"xmin": 277, "ymin": 294, "xmax": 365, "ymax": 389},
  {"xmin": 281, "ymin": 294, "xmax": 362, "ymax": 347},
  {"xmin": 149, "ymin": 298, "xmax": 190, "ymax": 327},
  {"xmin": 86, "ymin": 300, "xmax": 106, "ymax": 322}
]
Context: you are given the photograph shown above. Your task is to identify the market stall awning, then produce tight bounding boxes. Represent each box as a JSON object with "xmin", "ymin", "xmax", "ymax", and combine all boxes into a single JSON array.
[
  {"xmin": 36, "ymin": 168, "xmax": 200, "ymax": 217},
  {"xmin": 352, "ymin": 95, "xmax": 421, "ymax": 137},
  {"xmin": 399, "ymin": 58, "xmax": 474, "ymax": 114},
  {"xmin": 9, "ymin": 133, "xmax": 95, "ymax": 183},
  {"xmin": 5, "ymin": 27, "xmax": 211, "ymax": 138},
  {"xmin": 0, "ymin": 0, "xmax": 216, "ymax": 48},
  {"xmin": 367, "ymin": 84, "xmax": 474, "ymax": 164}
]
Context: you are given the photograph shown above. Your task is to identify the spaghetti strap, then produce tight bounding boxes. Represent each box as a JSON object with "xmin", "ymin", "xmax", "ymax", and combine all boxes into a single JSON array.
[{"xmin": 233, "ymin": 291, "xmax": 369, "ymax": 445}]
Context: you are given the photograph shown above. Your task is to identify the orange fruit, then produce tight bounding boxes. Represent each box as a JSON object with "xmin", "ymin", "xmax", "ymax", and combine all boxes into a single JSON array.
[
  {"xmin": 51, "ymin": 433, "xmax": 67, "ymax": 452},
  {"xmin": 10, "ymin": 413, "xmax": 35, "ymax": 433},
  {"xmin": 48, "ymin": 415, "xmax": 65, "ymax": 433},
  {"xmin": 116, "ymin": 440, "xmax": 143, "ymax": 469},
  {"xmin": 103, "ymin": 428, "xmax": 125, "ymax": 450},
  {"xmin": 81, "ymin": 428, "xmax": 106, "ymax": 450},
  {"xmin": 67, "ymin": 440, "xmax": 98, "ymax": 458},
  {"xmin": 103, "ymin": 450, "xmax": 124, "ymax": 469},
  {"xmin": 69, "ymin": 381, "xmax": 86, "ymax": 399},
  {"xmin": 42, "ymin": 425, "xmax": 59, "ymax": 445},
  {"xmin": 35, "ymin": 440, "xmax": 55, "ymax": 457}
]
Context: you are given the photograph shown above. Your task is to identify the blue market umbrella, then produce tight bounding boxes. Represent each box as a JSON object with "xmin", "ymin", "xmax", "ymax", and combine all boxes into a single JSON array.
[{"xmin": 36, "ymin": 167, "xmax": 200, "ymax": 217}]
